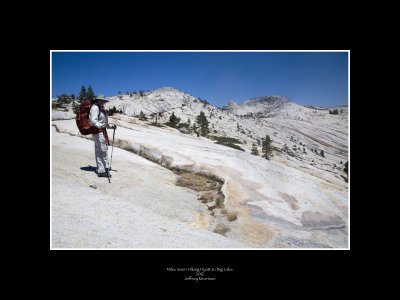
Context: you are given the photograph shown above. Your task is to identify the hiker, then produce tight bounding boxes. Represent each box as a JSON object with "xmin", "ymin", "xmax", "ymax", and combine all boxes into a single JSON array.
[{"xmin": 89, "ymin": 95, "xmax": 117, "ymax": 177}]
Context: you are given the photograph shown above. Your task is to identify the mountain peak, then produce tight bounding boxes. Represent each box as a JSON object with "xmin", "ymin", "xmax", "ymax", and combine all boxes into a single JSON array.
[
  {"xmin": 225, "ymin": 100, "xmax": 238, "ymax": 108},
  {"xmin": 152, "ymin": 87, "xmax": 183, "ymax": 93},
  {"xmin": 222, "ymin": 95, "xmax": 292, "ymax": 116},
  {"xmin": 248, "ymin": 95, "xmax": 292, "ymax": 104}
]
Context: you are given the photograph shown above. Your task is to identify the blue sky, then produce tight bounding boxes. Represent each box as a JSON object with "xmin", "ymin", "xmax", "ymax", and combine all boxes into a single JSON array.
[{"xmin": 52, "ymin": 51, "xmax": 348, "ymax": 107}]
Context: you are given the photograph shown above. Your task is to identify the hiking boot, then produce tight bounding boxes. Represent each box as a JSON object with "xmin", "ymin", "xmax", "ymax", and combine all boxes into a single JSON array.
[{"xmin": 98, "ymin": 172, "xmax": 111, "ymax": 178}]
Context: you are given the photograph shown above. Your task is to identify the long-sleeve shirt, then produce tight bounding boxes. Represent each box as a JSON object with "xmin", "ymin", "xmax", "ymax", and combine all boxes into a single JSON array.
[{"xmin": 89, "ymin": 104, "xmax": 109, "ymax": 129}]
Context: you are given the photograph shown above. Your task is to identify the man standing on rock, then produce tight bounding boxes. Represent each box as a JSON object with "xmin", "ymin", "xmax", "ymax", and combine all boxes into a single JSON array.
[{"xmin": 89, "ymin": 95, "xmax": 117, "ymax": 177}]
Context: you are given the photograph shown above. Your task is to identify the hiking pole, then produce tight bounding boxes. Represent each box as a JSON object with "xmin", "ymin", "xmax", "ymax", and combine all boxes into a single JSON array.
[
  {"xmin": 110, "ymin": 127, "xmax": 116, "ymax": 171},
  {"xmin": 104, "ymin": 128, "xmax": 111, "ymax": 184},
  {"xmin": 106, "ymin": 166, "xmax": 111, "ymax": 183}
]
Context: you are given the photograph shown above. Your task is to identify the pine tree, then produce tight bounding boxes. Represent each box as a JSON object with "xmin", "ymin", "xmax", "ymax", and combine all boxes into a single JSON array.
[
  {"xmin": 262, "ymin": 135, "xmax": 273, "ymax": 160},
  {"xmin": 251, "ymin": 144, "xmax": 259, "ymax": 155},
  {"xmin": 71, "ymin": 94, "xmax": 75, "ymax": 100},
  {"xmin": 344, "ymin": 161, "xmax": 348, "ymax": 175},
  {"xmin": 139, "ymin": 111, "xmax": 147, "ymax": 120},
  {"xmin": 79, "ymin": 85, "xmax": 87, "ymax": 101},
  {"xmin": 107, "ymin": 106, "xmax": 117, "ymax": 116},
  {"xmin": 192, "ymin": 123, "xmax": 199, "ymax": 137},
  {"xmin": 87, "ymin": 85, "xmax": 95, "ymax": 101},
  {"xmin": 196, "ymin": 111, "xmax": 210, "ymax": 136},
  {"xmin": 168, "ymin": 112, "xmax": 180, "ymax": 128},
  {"xmin": 320, "ymin": 150, "xmax": 325, "ymax": 157}
]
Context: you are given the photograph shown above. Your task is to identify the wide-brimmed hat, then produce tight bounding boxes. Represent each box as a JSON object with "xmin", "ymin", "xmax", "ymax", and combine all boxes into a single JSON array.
[{"xmin": 94, "ymin": 94, "xmax": 109, "ymax": 102}]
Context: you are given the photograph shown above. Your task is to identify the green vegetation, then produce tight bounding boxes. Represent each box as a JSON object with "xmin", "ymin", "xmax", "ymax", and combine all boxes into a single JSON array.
[
  {"xmin": 216, "ymin": 141, "xmax": 245, "ymax": 151},
  {"xmin": 251, "ymin": 143, "xmax": 259, "ymax": 155},
  {"xmin": 165, "ymin": 112, "xmax": 180, "ymax": 128},
  {"xmin": 262, "ymin": 135, "xmax": 273, "ymax": 160},
  {"xmin": 210, "ymin": 136, "xmax": 243, "ymax": 144},
  {"xmin": 196, "ymin": 111, "xmax": 210, "ymax": 136},
  {"xmin": 79, "ymin": 85, "xmax": 87, "ymax": 100},
  {"xmin": 192, "ymin": 123, "xmax": 199, "ymax": 136},
  {"xmin": 209, "ymin": 136, "xmax": 245, "ymax": 151},
  {"xmin": 107, "ymin": 106, "xmax": 118, "ymax": 116},
  {"xmin": 139, "ymin": 111, "xmax": 148, "ymax": 121},
  {"xmin": 150, "ymin": 122, "xmax": 164, "ymax": 127},
  {"xmin": 329, "ymin": 109, "xmax": 339, "ymax": 115},
  {"xmin": 86, "ymin": 85, "xmax": 95, "ymax": 101}
]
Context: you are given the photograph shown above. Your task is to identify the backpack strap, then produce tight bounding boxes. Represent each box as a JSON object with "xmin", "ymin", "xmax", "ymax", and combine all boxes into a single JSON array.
[{"xmin": 92, "ymin": 101, "xmax": 102, "ymax": 119}]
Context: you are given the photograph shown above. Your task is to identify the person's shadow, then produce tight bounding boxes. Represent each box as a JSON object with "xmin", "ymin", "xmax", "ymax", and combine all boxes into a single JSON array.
[
  {"xmin": 80, "ymin": 166, "xmax": 117, "ymax": 173},
  {"xmin": 80, "ymin": 166, "xmax": 97, "ymax": 173}
]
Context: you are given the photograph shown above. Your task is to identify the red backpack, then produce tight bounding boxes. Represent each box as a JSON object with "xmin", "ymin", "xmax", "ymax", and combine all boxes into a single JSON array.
[{"xmin": 76, "ymin": 100, "xmax": 102, "ymax": 135}]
